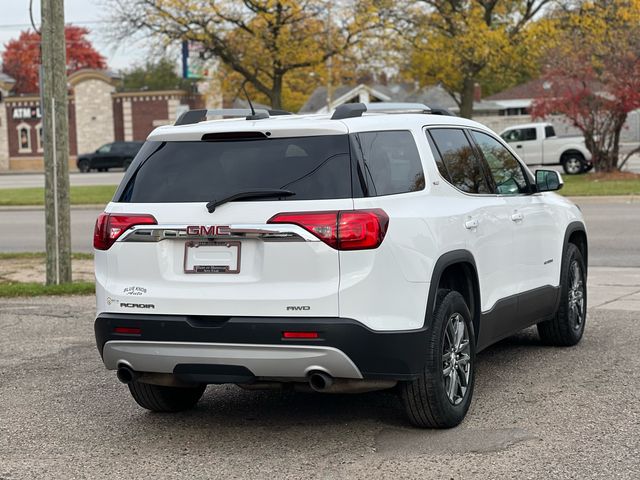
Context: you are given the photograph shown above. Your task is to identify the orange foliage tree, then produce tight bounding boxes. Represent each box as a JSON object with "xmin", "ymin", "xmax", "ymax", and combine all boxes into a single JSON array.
[{"xmin": 2, "ymin": 26, "xmax": 106, "ymax": 94}]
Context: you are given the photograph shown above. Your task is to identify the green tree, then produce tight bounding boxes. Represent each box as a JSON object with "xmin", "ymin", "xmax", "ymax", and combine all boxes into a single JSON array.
[
  {"xmin": 120, "ymin": 58, "xmax": 196, "ymax": 92},
  {"xmin": 403, "ymin": 0, "xmax": 555, "ymax": 118},
  {"xmin": 108, "ymin": 0, "xmax": 385, "ymax": 110}
]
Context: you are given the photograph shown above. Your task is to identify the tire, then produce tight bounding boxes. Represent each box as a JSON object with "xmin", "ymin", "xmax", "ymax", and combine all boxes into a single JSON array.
[
  {"xmin": 562, "ymin": 154, "xmax": 586, "ymax": 175},
  {"xmin": 537, "ymin": 243, "xmax": 587, "ymax": 346},
  {"xmin": 128, "ymin": 381, "xmax": 206, "ymax": 412},
  {"xmin": 78, "ymin": 159, "xmax": 90, "ymax": 173},
  {"xmin": 401, "ymin": 289, "xmax": 476, "ymax": 428},
  {"xmin": 123, "ymin": 158, "xmax": 133, "ymax": 171}
]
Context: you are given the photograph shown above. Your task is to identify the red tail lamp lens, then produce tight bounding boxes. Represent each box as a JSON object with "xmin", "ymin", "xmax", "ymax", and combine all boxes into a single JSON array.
[
  {"xmin": 113, "ymin": 327, "xmax": 142, "ymax": 335},
  {"xmin": 283, "ymin": 331, "xmax": 319, "ymax": 339},
  {"xmin": 268, "ymin": 209, "xmax": 388, "ymax": 250},
  {"xmin": 267, "ymin": 211, "xmax": 339, "ymax": 248},
  {"xmin": 94, "ymin": 213, "xmax": 157, "ymax": 250}
]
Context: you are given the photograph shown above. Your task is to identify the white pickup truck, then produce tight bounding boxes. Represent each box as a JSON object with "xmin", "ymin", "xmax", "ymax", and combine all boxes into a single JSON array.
[{"xmin": 499, "ymin": 122, "xmax": 593, "ymax": 174}]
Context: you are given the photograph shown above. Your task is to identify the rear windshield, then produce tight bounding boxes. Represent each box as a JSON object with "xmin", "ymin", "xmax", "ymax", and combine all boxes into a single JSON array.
[{"xmin": 118, "ymin": 135, "xmax": 352, "ymax": 203}]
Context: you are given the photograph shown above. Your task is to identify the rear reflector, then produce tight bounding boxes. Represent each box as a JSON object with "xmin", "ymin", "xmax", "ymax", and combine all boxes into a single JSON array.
[
  {"xmin": 113, "ymin": 327, "xmax": 142, "ymax": 335},
  {"xmin": 283, "ymin": 331, "xmax": 319, "ymax": 339},
  {"xmin": 268, "ymin": 209, "xmax": 388, "ymax": 250},
  {"xmin": 94, "ymin": 213, "xmax": 157, "ymax": 250}
]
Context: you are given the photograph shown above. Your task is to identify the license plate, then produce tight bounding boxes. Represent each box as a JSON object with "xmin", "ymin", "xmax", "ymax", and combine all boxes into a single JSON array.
[{"xmin": 183, "ymin": 241, "xmax": 241, "ymax": 274}]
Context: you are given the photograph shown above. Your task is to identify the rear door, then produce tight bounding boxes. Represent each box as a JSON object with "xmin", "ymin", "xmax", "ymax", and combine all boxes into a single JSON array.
[
  {"xmin": 102, "ymin": 134, "xmax": 353, "ymax": 318},
  {"xmin": 469, "ymin": 129, "xmax": 561, "ymax": 303},
  {"xmin": 427, "ymin": 128, "xmax": 515, "ymax": 312}
]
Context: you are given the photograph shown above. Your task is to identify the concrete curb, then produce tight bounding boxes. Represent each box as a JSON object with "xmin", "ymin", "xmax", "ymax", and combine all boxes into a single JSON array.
[{"xmin": 568, "ymin": 195, "xmax": 638, "ymax": 204}]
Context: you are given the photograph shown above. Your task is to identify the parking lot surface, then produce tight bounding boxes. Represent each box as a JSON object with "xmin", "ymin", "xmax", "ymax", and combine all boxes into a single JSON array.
[{"xmin": 1, "ymin": 269, "xmax": 638, "ymax": 479}]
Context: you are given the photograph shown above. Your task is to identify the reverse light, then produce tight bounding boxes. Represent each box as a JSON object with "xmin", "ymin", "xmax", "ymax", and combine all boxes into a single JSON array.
[
  {"xmin": 268, "ymin": 209, "xmax": 388, "ymax": 250},
  {"xmin": 94, "ymin": 213, "xmax": 157, "ymax": 250}
]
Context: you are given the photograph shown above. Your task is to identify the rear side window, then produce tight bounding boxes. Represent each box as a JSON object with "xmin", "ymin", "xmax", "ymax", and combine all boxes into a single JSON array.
[
  {"xmin": 350, "ymin": 130, "xmax": 425, "ymax": 196},
  {"xmin": 428, "ymin": 128, "xmax": 491, "ymax": 194},
  {"xmin": 119, "ymin": 135, "xmax": 351, "ymax": 203},
  {"xmin": 545, "ymin": 126, "xmax": 556, "ymax": 138}
]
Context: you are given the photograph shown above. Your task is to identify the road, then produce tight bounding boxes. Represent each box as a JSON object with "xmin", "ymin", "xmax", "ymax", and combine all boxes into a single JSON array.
[
  {"xmin": 1, "ymin": 270, "xmax": 638, "ymax": 479},
  {"xmin": 0, "ymin": 171, "xmax": 125, "ymax": 189},
  {"xmin": 0, "ymin": 200, "xmax": 638, "ymax": 266}
]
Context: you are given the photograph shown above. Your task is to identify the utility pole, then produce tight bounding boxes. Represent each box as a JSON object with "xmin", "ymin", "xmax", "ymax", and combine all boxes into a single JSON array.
[
  {"xmin": 41, "ymin": 0, "xmax": 72, "ymax": 284},
  {"xmin": 326, "ymin": 3, "xmax": 332, "ymax": 112}
]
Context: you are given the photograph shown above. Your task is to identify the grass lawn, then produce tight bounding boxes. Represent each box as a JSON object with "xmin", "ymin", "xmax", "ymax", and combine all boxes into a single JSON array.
[
  {"xmin": 0, "ymin": 281, "xmax": 94, "ymax": 298},
  {"xmin": 0, "ymin": 174, "xmax": 638, "ymax": 207},
  {"xmin": 0, "ymin": 252, "xmax": 94, "ymax": 297},
  {"xmin": 0, "ymin": 185, "xmax": 117, "ymax": 206},
  {"xmin": 560, "ymin": 172, "xmax": 640, "ymax": 196}
]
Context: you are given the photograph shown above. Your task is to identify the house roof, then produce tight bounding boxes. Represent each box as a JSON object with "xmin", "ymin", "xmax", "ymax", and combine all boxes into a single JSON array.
[
  {"xmin": 485, "ymin": 78, "xmax": 553, "ymax": 101},
  {"xmin": 486, "ymin": 77, "xmax": 607, "ymax": 102},
  {"xmin": 0, "ymin": 71, "xmax": 16, "ymax": 86}
]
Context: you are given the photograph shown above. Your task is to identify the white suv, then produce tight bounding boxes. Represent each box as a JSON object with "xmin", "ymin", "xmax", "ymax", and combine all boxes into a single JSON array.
[{"xmin": 94, "ymin": 103, "xmax": 588, "ymax": 428}]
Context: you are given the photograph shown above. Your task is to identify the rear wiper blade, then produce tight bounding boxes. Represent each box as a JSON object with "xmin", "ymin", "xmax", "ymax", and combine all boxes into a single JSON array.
[{"xmin": 206, "ymin": 189, "xmax": 295, "ymax": 213}]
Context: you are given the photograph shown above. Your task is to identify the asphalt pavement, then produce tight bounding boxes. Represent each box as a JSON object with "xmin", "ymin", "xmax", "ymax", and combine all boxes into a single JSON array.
[
  {"xmin": 1, "ymin": 271, "xmax": 638, "ymax": 478},
  {"xmin": 0, "ymin": 198, "xmax": 638, "ymax": 266}
]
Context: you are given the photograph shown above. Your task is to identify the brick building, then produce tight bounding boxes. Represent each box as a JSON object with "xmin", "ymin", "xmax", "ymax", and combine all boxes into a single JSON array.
[{"xmin": 0, "ymin": 69, "xmax": 206, "ymax": 172}]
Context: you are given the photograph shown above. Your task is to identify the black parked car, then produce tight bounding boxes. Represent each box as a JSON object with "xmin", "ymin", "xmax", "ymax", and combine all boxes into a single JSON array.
[{"xmin": 77, "ymin": 142, "xmax": 144, "ymax": 172}]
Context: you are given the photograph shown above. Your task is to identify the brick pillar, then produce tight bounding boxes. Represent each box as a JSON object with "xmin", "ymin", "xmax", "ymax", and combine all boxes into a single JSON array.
[
  {"xmin": 74, "ymin": 77, "xmax": 116, "ymax": 154},
  {"xmin": 0, "ymin": 101, "xmax": 9, "ymax": 171}
]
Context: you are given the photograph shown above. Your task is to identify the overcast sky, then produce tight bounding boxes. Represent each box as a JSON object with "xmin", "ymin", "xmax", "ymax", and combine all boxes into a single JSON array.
[{"xmin": 0, "ymin": 0, "xmax": 150, "ymax": 71}]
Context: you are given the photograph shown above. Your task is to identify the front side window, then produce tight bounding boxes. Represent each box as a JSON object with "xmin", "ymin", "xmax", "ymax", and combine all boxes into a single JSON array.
[
  {"xmin": 470, "ymin": 131, "xmax": 530, "ymax": 195},
  {"xmin": 428, "ymin": 128, "xmax": 491, "ymax": 194},
  {"xmin": 97, "ymin": 144, "xmax": 112, "ymax": 154},
  {"xmin": 350, "ymin": 130, "xmax": 425, "ymax": 196}
]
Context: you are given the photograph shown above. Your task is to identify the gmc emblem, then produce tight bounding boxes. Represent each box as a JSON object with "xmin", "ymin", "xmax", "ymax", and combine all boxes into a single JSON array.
[{"xmin": 186, "ymin": 225, "xmax": 231, "ymax": 236}]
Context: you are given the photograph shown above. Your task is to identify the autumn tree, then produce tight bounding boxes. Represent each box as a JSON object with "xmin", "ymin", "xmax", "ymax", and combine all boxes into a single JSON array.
[
  {"xmin": 401, "ymin": 0, "xmax": 555, "ymax": 118},
  {"xmin": 107, "ymin": 0, "xmax": 386, "ymax": 110},
  {"xmin": 1, "ymin": 26, "xmax": 106, "ymax": 94},
  {"xmin": 531, "ymin": 1, "xmax": 640, "ymax": 172}
]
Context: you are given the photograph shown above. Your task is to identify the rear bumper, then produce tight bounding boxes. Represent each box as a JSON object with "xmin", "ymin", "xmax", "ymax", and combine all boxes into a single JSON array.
[{"xmin": 95, "ymin": 314, "xmax": 429, "ymax": 381}]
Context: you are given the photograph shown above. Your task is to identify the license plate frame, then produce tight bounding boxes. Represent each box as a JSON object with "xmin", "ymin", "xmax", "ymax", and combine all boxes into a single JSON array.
[{"xmin": 183, "ymin": 240, "xmax": 241, "ymax": 274}]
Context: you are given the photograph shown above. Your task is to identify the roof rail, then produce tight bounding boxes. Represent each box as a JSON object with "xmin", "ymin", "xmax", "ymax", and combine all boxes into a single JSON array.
[
  {"xmin": 175, "ymin": 108, "xmax": 291, "ymax": 126},
  {"xmin": 331, "ymin": 102, "xmax": 433, "ymax": 120}
]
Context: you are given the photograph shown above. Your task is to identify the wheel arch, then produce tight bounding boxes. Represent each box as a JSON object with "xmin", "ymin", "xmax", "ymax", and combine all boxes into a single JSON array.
[
  {"xmin": 561, "ymin": 149, "xmax": 586, "ymax": 162},
  {"xmin": 426, "ymin": 250, "xmax": 481, "ymax": 341},
  {"xmin": 564, "ymin": 221, "xmax": 588, "ymax": 276}
]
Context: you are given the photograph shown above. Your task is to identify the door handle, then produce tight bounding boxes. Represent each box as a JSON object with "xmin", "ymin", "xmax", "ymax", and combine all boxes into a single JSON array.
[
  {"xmin": 516, "ymin": 145, "xmax": 523, "ymax": 149},
  {"xmin": 511, "ymin": 212, "xmax": 524, "ymax": 222},
  {"xmin": 464, "ymin": 219, "xmax": 479, "ymax": 229}
]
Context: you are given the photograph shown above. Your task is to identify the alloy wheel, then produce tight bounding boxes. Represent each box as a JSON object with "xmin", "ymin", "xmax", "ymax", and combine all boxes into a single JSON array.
[{"xmin": 442, "ymin": 313, "xmax": 471, "ymax": 405}]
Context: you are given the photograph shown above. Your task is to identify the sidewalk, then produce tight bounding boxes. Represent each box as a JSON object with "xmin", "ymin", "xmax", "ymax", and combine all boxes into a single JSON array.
[{"xmin": 589, "ymin": 267, "xmax": 640, "ymax": 311}]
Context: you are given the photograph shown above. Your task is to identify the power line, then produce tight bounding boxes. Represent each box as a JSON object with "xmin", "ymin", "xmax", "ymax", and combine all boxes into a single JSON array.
[{"xmin": 0, "ymin": 20, "xmax": 106, "ymax": 30}]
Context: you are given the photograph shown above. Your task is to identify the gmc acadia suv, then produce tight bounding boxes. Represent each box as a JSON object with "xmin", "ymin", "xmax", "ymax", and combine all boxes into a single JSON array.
[{"xmin": 93, "ymin": 103, "xmax": 588, "ymax": 428}]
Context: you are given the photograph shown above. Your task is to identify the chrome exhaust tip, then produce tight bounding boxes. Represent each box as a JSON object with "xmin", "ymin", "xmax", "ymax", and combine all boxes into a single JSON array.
[{"xmin": 308, "ymin": 371, "xmax": 333, "ymax": 392}]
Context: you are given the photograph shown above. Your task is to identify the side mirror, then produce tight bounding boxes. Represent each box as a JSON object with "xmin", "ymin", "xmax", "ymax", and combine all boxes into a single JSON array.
[{"xmin": 536, "ymin": 169, "xmax": 563, "ymax": 192}]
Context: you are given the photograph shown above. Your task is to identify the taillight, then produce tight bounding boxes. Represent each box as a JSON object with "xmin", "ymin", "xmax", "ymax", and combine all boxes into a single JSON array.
[
  {"xmin": 268, "ymin": 209, "xmax": 388, "ymax": 250},
  {"xmin": 93, "ymin": 213, "xmax": 157, "ymax": 250}
]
